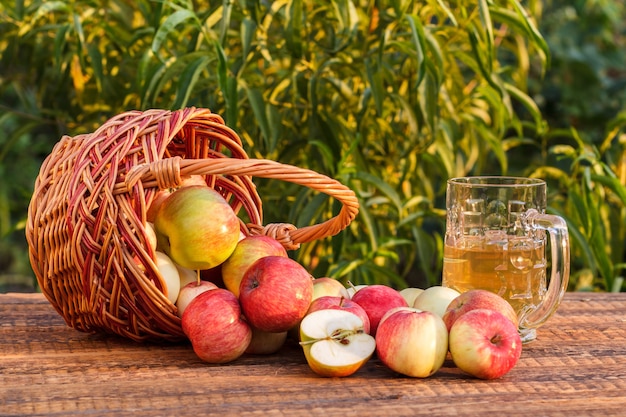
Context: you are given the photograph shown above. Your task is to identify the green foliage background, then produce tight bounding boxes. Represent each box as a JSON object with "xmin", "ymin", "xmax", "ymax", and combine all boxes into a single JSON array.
[{"xmin": 1, "ymin": 0, "xmax": 626, "ymax": 293}]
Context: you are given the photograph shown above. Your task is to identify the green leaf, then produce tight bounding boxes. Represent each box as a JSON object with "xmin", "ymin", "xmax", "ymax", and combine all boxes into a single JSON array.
[
  {"xmin": 285, "ymin": 0, "xmax": 303, "ymax": 58},
  {"xmin": 245, "ymin": 87, "xmax": 271, "ymax": 149},
  {"xmin": 18, "ymin": 1, "xmax": 69, "ymax": 36},
  {"xmin": 353, "ymin": 171, "xmax": 404, "ymax": 216},
  {"xmin": 172, "ymin": 55, "xmax": 211, "ymax": 109},
  {"xmin": 151, "ymin": 9, "xmax": 199, "ymax": 58},
  {"xmin": 406, "ymin": 14, "xmax": 427, "ymax": 87},
  {"xmin": 478, "ymin": 0, "xmax": 494, "ymax": 74}
]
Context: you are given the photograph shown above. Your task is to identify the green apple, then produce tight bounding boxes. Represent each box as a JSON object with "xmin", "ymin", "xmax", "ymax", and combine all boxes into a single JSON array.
[
  {"xmin": 413, "ymin": 285, "xmax": 461, "ymax": 318},
  {"xmin": 154, "ymin": 185, "xmax": 240, "ymax": 270},
  {"xmin": 245, "ymin": 327, "xmax": 288, "ymax": 355},
  {"xmin": 399, "ymin": 287, "xmax": 424, "ymax": 306},
  {"xmin": 299, "ymin": 309, "xmax": 375, "ymax": 378},
  {"xmin": 154, "ymin": 251, "xmax": 181, "ymax": 304},
  {"xmin": 177, "ymin": 264, "xmax": 199, "ymax": 288}
]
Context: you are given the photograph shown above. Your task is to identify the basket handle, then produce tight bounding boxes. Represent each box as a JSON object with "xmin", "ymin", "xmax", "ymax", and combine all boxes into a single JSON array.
[{"xmin": 121, "ymin": 156, "xmax": 359, "ymax": 250}]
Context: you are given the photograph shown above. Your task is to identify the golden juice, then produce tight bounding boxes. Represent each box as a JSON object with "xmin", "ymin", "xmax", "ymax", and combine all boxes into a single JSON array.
[{"xmin": 442, "ymin": 237, "xmax": 547, "ymax": 318}]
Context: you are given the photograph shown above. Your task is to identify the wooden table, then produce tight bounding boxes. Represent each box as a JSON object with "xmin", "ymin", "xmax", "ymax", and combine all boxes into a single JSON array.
[{"xmin": 2, "ymin": 292, "xmax": 626, "ymax": 416}]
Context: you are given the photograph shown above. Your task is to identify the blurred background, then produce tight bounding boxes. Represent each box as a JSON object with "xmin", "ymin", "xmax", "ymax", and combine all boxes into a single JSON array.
[{"xmin": 1, "ymin": 0, "xmax": 625, "ymax": 293}]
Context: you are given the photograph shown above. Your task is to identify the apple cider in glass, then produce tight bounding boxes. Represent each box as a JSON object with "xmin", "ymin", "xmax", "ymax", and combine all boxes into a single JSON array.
[
  {"xmin": 442, "ymin": 235, "xmax": 547, "ymax": 319},
  {"xmin": 442, "ymin": 177, "xmax": 570, "ymax": 343}
]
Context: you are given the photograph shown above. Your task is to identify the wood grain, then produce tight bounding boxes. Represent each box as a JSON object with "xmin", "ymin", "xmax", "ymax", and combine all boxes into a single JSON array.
[{"xmin": 2, "ymin": 292, "xmax": 626, "ymax": 416}]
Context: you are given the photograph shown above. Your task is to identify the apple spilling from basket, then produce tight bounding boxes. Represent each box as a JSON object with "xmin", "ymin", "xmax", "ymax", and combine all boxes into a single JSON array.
[{"xmin": 145, "ymin": 177, "xmax": 523, "ymax": 380}]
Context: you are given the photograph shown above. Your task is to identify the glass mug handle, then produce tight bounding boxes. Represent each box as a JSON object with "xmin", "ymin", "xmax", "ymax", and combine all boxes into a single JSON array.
[{"xmin": 519, "ymin": 209, "xmax": 570, "ymax": 340}]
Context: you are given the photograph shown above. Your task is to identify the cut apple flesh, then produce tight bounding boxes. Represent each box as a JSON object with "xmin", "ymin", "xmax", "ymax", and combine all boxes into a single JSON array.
[
  {"xmin": 309, "ymin": 334, "xmax": 376, "ymax": 366},
  {"xmin": 299, "ymin": 309, "xmax": 376, "ymax": 377}
]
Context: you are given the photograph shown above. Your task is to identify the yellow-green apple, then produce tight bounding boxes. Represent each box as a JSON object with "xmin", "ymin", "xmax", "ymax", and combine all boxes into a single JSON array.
[
  {"xmin": 442, "ymin": 289, "xmax": 519, "ymax": 332},
  {"xmin": 399, "ymin": 287, "xmax": 424, "ymax": 307},
  {"xmin": 239, "ymin": 256, "xmax": 314, "ymax": 333},
  {"xmin": 175, "ymin": 280, "xmax": 219, "ymax": 317},
  {"xmin": 350, "ymin": 284, "xmax": 408, "ymax": 336},
  {"xmin": 146, "ymin": 175, "xmax": 208, "ymax": 222},
  {"xmin": 312, "ymin": 277, "xmax": 350, "ymax": 300},
  {"xmin": 375, "ymin": 306, "xmax": 448, "ymax": 378},
  {"xmin": 299, "ymin": 309, "xmax": 375, "ymax": 377},
  {"xmin": 181, "ymin": 288, "xmax": 252, "ymax": 364},
  {"xmin": 413, "ymin": 285, "xmax": 461, "ymax": 318},
  {"xmin": 222, "ymin": 235, "xmax": 288, "ymax": 297},
  {"xmin": 449, "ymin": 308, "xmax": 522, "ymax": 380},
  {"xmin": 245, "ymin": 327, "xmax": 288, "ymax": 355},
  {"xmin": 154, "ymin": 185, "xmax": 241, "ymax": 270},
  {"xmin": 154, "ymin": 251, "xmax": 181, "ymax": 304},
  {"xmin": 306, "ymin": 296, "xmax": 371, "ymax": 335}
]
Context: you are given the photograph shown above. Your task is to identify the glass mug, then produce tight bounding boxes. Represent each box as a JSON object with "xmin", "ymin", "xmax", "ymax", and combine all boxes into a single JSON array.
[{"xmin": 442, "ymin": 177, "xmax": 570, "ymax": 343}]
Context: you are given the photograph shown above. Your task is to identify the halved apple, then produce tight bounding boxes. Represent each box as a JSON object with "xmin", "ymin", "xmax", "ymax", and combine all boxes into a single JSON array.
[{"xmin": 299, "ymin": 309, "xmax": 375, "ymax": 377}]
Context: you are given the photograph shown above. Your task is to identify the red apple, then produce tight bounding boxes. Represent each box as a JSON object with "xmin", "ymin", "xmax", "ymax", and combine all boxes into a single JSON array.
[
  {"xmin": 222, "ymin": 235, "xmax": 288, "ymax": 297},
  {"xmin": 376, "ymin": 307, "xmax": 449, "ymax": 378},
  {"xmin": 449, "ymin": 308, "xmax": 522, "ymax": 380},
  {"xmin": 181, "ymin": 288, "xmax": 252, "ymax": 364},
  {"xmin": 442, "ymin": 289, "xmax": 519, "ymax": 332},
  {"xmin": 239, "ymin": 256, "xmax": 314, "ymax": 333},
  {"xmin": 245, "ymin": 327, "xmax": 288, "ymax": 355},
  {"xmin": 154, "ymin": 185, "xmax": 241, "ymax": 270},
  {"xmin": 175, "ymin": 280, "xmax": 219, "ymax": 318},
  {"xmin": 306, "ymin": 296, "xmax": 371, "ymax": 335},
  {"xmin": 350, "ymin": 284, "xmax": 408, "ymax": 336},
  {"xmin": 312, "ymin": 277, "xmax": 350, "ymax": 300}
]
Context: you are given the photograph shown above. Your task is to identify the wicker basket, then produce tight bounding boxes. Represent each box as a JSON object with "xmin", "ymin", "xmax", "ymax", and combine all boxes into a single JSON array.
[{"xmin": 26, "ymin": 108, "xmax": 359, "ymax": 342}]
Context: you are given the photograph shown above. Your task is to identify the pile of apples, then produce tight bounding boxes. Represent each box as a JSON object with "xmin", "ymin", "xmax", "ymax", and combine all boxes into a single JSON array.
[{"xmin": 145, "ymin": 177, "xmax": 523, "ymax": 380}]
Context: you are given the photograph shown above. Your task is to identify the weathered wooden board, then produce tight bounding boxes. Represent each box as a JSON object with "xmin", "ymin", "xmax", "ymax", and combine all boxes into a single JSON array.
[{"xmin": 1, "ymin": 292, "xmax": 626, "ymax": 417}]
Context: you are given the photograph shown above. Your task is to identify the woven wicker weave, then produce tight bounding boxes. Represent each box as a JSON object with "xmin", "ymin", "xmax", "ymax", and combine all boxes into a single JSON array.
[{"xmin": 26, "ymin": 108, "xmax": 359, "ymax": 342}]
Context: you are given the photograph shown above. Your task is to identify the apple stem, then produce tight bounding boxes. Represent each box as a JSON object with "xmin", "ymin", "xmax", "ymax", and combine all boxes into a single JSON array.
[{"xmin": 196, "ymin": 269, "xmax": 201, "ymax": 286}]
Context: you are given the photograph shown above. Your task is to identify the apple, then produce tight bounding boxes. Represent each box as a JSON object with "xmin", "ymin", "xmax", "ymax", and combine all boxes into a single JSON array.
[
  {"xmin": 299, "ymin": 309, "xmax": 375, "ymax": 377},
  {"xmin": 154, "ymin": 185, "xmax": 241, "ymax": 270},
  {"xmin": 449, "ymin": 308, "xmax": 522, "ymax": 380},
  {"xmin": 222, "ymin": 235, "xmax": 288, "ymax": 297},
  {"xmin": 181, "ymin": 288, "xmax": 252, "ymax": 364},
  {"xmin": 306, "ymin": 296, "xmax": 371, "ymax": 335},
  {"xmin": 375, "ymin": 306, "xmax": 449, "ymax": 378},
  {"xmin": 177, "ymin": 264, "xmax": 199, "ymax": 288},
  {"xmin": 145, "ymin": 222, "xmax": 157, "ymax": 251},
  {"xmin": 350, "ymin": 284, "xmax": 408, "ymax": 336},
  {"xmin": 146, "ymin": 175, "xmax": 208, "ymax": 222},
  {"xmin": 154, "ymin": 251, "xmax": 181, "ymax": 304},
  {"xmin": 245, "ymin": 327, "xmax": 288, "ymax": 355},
  {"xmin": 239, "ymin": 256, "xmax": 314, "ymax": 333},
  {"xmin": 413, "ymin": 285, "xmax": 461, "ymax": 318},
  {"xmin": 175, "ymin": 280, "xmax": 219, "ymax": 317},
  {"xmin": 312, "ymin": 277, "xmax": 351, "ymax": 300},
  {"xmin": 442, "ymin": 289, "xmax": 519, "ymax": 332},
  {"xmin": 399, "ymin": 287, "xmax": 424, "ymax": 307},
  {"xmin": 346, "ymin": 283, "xmax": 368, "ymax": 298}
]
